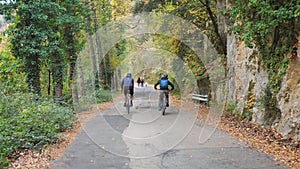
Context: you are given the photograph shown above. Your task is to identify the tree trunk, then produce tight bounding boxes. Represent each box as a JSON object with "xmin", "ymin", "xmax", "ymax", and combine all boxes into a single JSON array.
[
  {"xmin": 86, "ymin": 16, "xmax": 99, "ymax": 90},
  {"xmin": 216, "ymin": 0, "xmax": 227, "ymax": 53},
  {"xmin": 77, "ymin": 55, "xmax": 86, "ymax": 96},
  {"xmin": 52, "ymin": 52, "xmax": 63, "ymax": 102},
  {"xmin": 98, "ymin": 60, "xmax": 105, "ymax": 89},
  {"xmin": 48, "ymin": 69, "xmax": 51, "ymax": 96},
  {"xmin": 91, "ymin": 1, "xmax": 106, "ymax": 89},
  {"xmin": 113, "ymin": 71, "xmax": 119, "ymax": 91},
  {"xmin": 72, "ymin": 77, "xmax": 79, "ymax": 106},
  {"xmin": 68, "ymin": 61, "xmax": 79, "ymax": 105},
  {"xmin": 25, "ymin": 56, "xmax": 41, "ymax": 94},
  {"xmin": 200, "ymin": 0, "xmax": 227, "ymax": 56},
  {"xmin": 103, "ymin": 54, "xmax": 111, "ymax": 89}
]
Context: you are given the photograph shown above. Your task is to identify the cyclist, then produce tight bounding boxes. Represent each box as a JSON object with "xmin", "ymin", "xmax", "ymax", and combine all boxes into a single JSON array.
[
  {"xmin": 121, "ymin": 73, "xmax": 134, "ymax": 107},
  {"xmin": 154, "ymin": 74, "xmax": 174, "ymax": 110}
]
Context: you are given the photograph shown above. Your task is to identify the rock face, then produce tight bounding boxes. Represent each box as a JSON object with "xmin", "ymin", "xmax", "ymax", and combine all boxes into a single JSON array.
[
  {"xmin": 276, "ymin": 40, "xmax": 300, "ymax": 140},
  {"xmin": 227, "ymin": 30, "xmax": 300, "ymax": 140},
  {"xmin": 227, "ymin": 32, "xmax": 269, "ymax": 123},
  {"xmin": 224, "ymin": 0, "xmax": 300, "ymax": 140}
]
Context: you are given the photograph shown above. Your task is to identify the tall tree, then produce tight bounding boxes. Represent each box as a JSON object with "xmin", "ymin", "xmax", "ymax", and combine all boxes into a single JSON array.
[
  {"xmin": 84, "ymin": 0, "xmax": 114, "ymax": 89},
  {"xmin": 47, "ymin": 3, "xmax": 65, "ymax": 101},
  {"xmin": 93, "ymin": 0, "xmax": 111, "ymax": 89},
  {"xmin": 77, "ymin": 55, "xmax": 86, "ymax": 96},
  {"xmin": 58, "ymin": 0, "xmax": 89, "ymax": 104},
  {"xmin": 2, "ymin": 1, "xmax": 59, "ymax": 94},
  {"xmin": 86, "ymin": 17, "xmax": 98, "ymax": 89},
  {"xmin": 1, "ymin": 0, "xmax": 89, "ymax": 103}
]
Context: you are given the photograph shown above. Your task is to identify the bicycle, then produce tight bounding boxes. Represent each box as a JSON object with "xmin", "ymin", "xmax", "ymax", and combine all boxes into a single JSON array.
[
  {"xmin": 125, "ymin": 89, "xmax": 131, "ymax": 114},
  {"xmin": 159, "ymin": 90, "xmax": 169, "ymax": 116}
]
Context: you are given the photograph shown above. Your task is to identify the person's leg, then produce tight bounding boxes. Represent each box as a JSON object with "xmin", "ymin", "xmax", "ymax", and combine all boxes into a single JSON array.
[
  {"xmin": 166, "ymin": 92, "xmax": 169, "ymax": 107},
  {"xmin": 158, "ymin": 91, "xmax": 163, "ymax": 110},
  {"xmin": 123, "ymin": 93, "xmax": 127, "ymax": 107},
  {"xmin": 123, "ymin": 86, "xmax": 129, "ymax": 106},
  {"xmin": 130, "ymin": 88, "xmax": 134, "ymax": 106},
  {"xmin": 130, "ymin": 95, "xmax": 133, "ymax": 106}
]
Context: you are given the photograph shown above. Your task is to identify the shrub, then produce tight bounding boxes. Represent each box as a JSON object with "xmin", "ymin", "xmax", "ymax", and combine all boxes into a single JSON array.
[
  {"xmin": 225, "ymin": 100, "xmax": 238, "ymax": 116},
  {"xmin": 95, "ymin": 89, "xmax": 112, "ymax": 103},
  {"xmin": 0, "ymin": 93, "xmax": 75, "ymax": 168}
]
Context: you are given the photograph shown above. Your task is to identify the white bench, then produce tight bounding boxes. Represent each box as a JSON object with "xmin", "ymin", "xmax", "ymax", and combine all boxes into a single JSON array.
[{"xmin": 192, "ymin": 94, "xmax": 209, "ymax": 106}]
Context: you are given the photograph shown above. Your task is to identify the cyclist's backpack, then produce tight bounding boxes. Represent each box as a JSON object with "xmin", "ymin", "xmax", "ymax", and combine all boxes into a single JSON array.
[
  {"xmin": 160, "ymin": 79, "xmax": 168, "ymax": 88},
  {"xmin": 123, "ymin": 77, "xmax": 133, "ymax": 87}
]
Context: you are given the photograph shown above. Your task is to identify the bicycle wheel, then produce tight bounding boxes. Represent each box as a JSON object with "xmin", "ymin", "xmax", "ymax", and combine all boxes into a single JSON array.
[
  {"xmin": 162, "ymin": 94, "xmax": 166, "ymax": 115},
  {"xmin": 126, "ymin": 92, "xmax": 130, "ymax": 114}
]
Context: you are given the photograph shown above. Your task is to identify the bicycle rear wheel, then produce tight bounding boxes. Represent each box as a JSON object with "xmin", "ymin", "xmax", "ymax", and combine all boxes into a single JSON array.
[
  {"xmin": 162, "ymin": 95, "xmax": 166, "ymax": 115},
  {"xmin": 126, "ymin": 93, "xmax": 130, "ymax": 114}
]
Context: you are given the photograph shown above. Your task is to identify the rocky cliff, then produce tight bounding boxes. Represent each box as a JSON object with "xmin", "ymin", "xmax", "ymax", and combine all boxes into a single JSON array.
[
  {"xmin": 226, "ymin": 30, "xmax": 300, "ymax": 140},
  {"xmin": 276, "ymin": 40, "xmax": 300, "ymax": 140}
]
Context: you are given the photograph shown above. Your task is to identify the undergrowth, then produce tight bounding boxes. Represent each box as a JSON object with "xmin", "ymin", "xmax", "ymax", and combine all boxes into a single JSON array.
[{"xmin": 0, "ymin": 93, "xmax": 75, "ymax": 168}]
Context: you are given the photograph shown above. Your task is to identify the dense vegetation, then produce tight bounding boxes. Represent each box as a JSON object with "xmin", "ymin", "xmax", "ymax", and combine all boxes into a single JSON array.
[
  {"xmin": 0, "ymin": 0, "xmax": 299, "ymax": 167},
  {"xmin": 0, "ymin": 93, "xmax": 74, "ymax": 166},
  {"xmin": 0, "ymin": 0, "xmax": 112, "ymax": 167}
]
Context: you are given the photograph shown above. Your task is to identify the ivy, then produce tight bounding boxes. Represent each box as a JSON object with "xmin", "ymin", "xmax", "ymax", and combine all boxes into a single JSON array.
[{"xmin": 229, "ymin": 0, "xmax": 300, "ymax": 94}]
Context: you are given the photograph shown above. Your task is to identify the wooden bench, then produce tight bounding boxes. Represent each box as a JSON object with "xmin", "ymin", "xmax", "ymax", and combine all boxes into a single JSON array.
[{"xmin": 192, "ymin": 94, "xmax": 209, "ymax": 106}]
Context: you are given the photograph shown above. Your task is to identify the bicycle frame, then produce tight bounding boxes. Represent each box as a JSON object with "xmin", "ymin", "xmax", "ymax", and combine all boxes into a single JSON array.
[
  {"xmin": 126, "ymin": 89, "xmax": 131, "ymax": 114},
  {"xmin": 160, "ymin": 90, "xmax": 169, "ymax": 115}
]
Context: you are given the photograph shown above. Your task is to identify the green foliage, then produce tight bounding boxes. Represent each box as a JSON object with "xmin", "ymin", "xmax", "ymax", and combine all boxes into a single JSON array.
[
  {"xmin": 266, "ymin": 56, "xmax": 289, "ymax": 94},
  {"xmin": 226, "ymin": 100, "xmax": 253, "ymax": 121},
  {"xmin": 230, "ymin": 0, "xmax": 299, "ymax": 48},
  {"xmin": 0, "ymin": 48, "xmax": 27, "ymax": 95},
  {"xmin": 131, "ymin": 1, "xmax": 223, "ymax": 96},
  {"xmin": 1, "ymin": 0, "xmax": 88, "ymax": 98},
  {"xmin": 0, "ymin": 93, "xmax": 74, "ymax": 168},
  {"xmin": 134, "ymin": 0, "xmax": 226, "ymax": 56},
  {"xmin": 168, "ymin": 76, "xmax": 181, "ymax": 99},
  {"xmin": 3, "ymin": 1, "xmax": 65, "ymax": 94},
  {"xmin": 225, "ymin": 100, "xmax": 238, "ymax": 116},
  {"xmin": 229, "ymin": 0, "xmax": 300, "ymax": 94},
  {"xmin": 95, "ymin": 89, "xmax": 113, "ymax": 103}
]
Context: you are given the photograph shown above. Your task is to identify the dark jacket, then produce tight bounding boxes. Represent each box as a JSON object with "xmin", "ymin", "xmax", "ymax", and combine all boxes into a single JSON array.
[{"xmin": 154, "ymin": 77, "xmax": 174, "ymax": 90}]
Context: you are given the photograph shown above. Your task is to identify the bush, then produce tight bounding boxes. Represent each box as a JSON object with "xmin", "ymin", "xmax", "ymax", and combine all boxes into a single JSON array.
[
  {"xmin": 95, "ymin": 89, "xmax": 112, "ymax": 103},
  {"xmin": 225, "ymin": 101, "xmax": 238, "ymax": 116},
  {"xmin": 0, "ymin": 93, "xmax": 75, "ymax": 168}
]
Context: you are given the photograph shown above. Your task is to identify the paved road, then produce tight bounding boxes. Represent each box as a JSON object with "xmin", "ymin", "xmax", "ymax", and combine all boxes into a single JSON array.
[{"xmin": 51, "ymin": 86, "xmax": 289, "ymax": 169}]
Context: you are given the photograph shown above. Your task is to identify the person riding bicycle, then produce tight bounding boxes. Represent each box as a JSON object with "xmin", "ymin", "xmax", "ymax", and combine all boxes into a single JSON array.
[
  {"xmin": 154, "ymin": 74, "xmax": 174, "ymax": 110},
  {"xmin": 121, "ymin": 73, "xmax": 134, "ymax": 107}
]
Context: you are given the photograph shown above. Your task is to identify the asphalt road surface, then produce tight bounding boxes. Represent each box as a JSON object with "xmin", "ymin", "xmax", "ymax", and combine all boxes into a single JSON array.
[{"xmin": 51, "ymin": 86, "xmax": 289, "ymax": 169}]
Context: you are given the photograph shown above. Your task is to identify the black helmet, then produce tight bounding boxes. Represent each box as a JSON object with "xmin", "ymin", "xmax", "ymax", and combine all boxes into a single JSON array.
[
  {"xmin": 162, "ymin": 74, "xmax": 168, "ymax": 79},
  {"xmin": 126, "ymin": 73, "xmax": 132, "ymax": 77}
]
